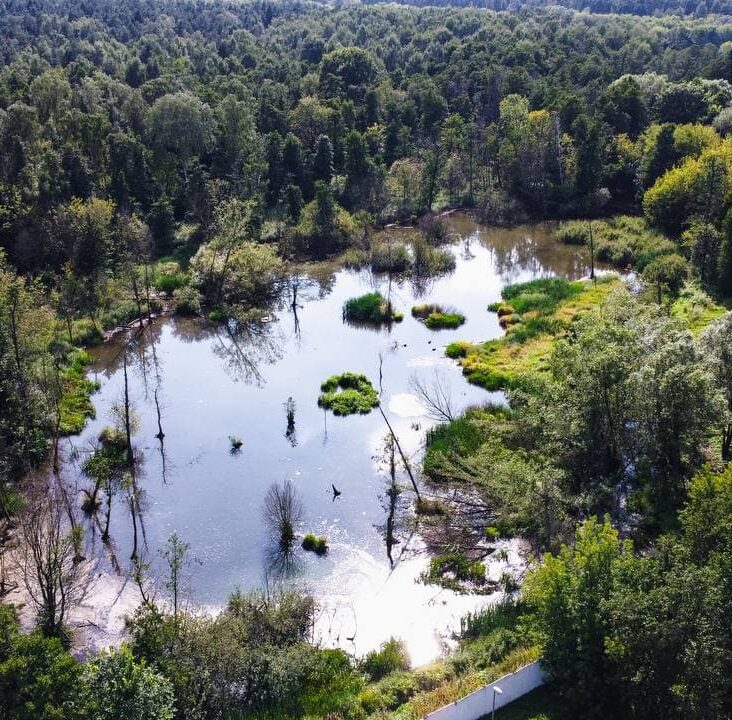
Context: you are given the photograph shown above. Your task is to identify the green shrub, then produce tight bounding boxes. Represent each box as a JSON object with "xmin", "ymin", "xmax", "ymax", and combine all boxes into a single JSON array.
[
  {"xmin": 485, "ymin": 526, "xmax": 500, "ymax": 541},
  {"xmin": 155, "ymin": 272, "xmax": 187, "ymax": 295},
  {"xmin": 302, "ymin": 533, "xmax": 328, "ymax": 555},
  {"xmin": 343, "ymin": 292, "xmax": 401, "ymax": 323},
  {"xmin": 318, "ymin": 372, "xmax": 379, "ymax": 415},
  {"xmin": 361, "ymin": 638, "xmax": 410, "ymax": 682},
  {"xmin": 557, "ymin": 216, "xmax": 677, "ymax": 271},
  {"xmin": 67, "ymin": 318, "xmax": 103, "ymax": 346},
  {"xmin": 340, "ymin": 247, "xmax": 368, "ymax": 269},
  {"xmin": 154, "ymin": 261, "xmax": 188, "ymax": 295},
  {"xmin": 173, "ymin": 285, "xmax": 202, "ymax": 315},
  {"xmin": 452, "ymin": 628, "xmax": 522, "ymax": 672},
  {"xmin": 502, "ymin": 278, "xmax": 583, "ymax": 315},
  {"xmin": 424, "ymin": 414, "xmax": 486, "ymax": 480},
  {"xmin": 446, "ymin": 341, "xmax": 472, "ymax": 359},
  {"xmin": 459, "ymin": 600, "xmax": 527, "ymax": 640},
  {"xmin": 426, "ymin": 553, "xmax": 486, "ymax": 589},
  {"xmin": 412, "ymin": 303, "xmax": 442, "ymax": 319},
  {"xmin": 360, "ymin": 671, "xmax": 418, "ymax": 713}
]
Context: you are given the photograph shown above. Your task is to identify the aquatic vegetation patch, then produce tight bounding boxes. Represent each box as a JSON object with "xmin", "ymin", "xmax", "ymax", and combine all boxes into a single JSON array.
[
  {"xmin": 302, "ymin": 533, "xmax": 328, "ymax": 555},
  {"xmin": 371, "ymin": 241, "xmax": 411, "ymax": 273},
  {"xmin": 452, "ymin": 276, "xmax": 620, "ymax": 391},
  {"xmin": 556, "ymin": 216, "xmax": 676, "ymax": 271},
  {"xmin": 318, "ymin": 372, "xmax": 380, "ymax": 415},
  {"xmin": 423, "ymin": 411, "xmax": 489, "ymax": 481},
  {"xmin": 422, "ymin": 552, "xmax": 489, "ymax": 592},
  {"xmin": 58, "ymin": 350, "xmax": 100, "ymax": 435},
  {"xmin": 343, "ymin": 292, "xmax": 403, "ymax": 323},
  {"xmin": 412, "ymin": 304, "xmax": 466, "ymax": 330},
  {"xmin": 412, "ymin": 237, "xmax": 455, "ymax": 276}
]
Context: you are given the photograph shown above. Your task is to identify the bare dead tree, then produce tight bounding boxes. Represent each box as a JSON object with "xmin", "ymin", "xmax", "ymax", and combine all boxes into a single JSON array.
[
  {"xmin": 263, "ymin": 479, "xmax": 303, "ymax": 550},
  {"xmin": 409, "ymin": 369, "xmax": 456, "ymax": 423},
  {"xmin": 15, "ymin": 490, "xmax": 83, "ymax": 637},
  {"xmin": 377, "ymin": 354, "xmax": 421, "ymax": 500}
]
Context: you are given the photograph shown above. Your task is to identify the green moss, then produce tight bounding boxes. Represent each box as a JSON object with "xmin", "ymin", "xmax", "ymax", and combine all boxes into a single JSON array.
[
  {"xmin": 302, "ymin": 533, "xmax": 328, "ymax": 555},
  {"xmin": 58, "ymin": 350, "xmax": 100, "ymax": 435},
  {"xmin": 343, "ymin": 292, "xmax": 401, "ymax": 323},
  {"xmin": 318, "ymin": 372, "xmax": 379, "ymax": 415}
]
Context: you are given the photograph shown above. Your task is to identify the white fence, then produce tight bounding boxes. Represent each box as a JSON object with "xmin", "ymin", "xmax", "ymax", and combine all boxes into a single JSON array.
[{"xmin": 423, "ymin": 661, "xmax": 546, "ymax": 720}]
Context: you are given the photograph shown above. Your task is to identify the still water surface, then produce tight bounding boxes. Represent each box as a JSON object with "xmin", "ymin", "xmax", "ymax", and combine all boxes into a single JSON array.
[{"xmin": 66, "ymin": 214, "xmax": 594, "ymax": 662}]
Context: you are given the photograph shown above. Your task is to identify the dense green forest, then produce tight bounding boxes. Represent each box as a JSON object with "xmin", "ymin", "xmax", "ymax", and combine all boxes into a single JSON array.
[
  {"xmin": 362, "ymin": 0, "xmax": 732, "ymax": 16},
  {"xmin": 3, "ymin": 0, "xmax": 732, "ymax": 718}
]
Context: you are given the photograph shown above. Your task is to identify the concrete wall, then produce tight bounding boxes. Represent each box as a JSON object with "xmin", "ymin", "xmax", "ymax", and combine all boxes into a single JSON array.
[{"xmin": 423, "ymin": 661, "xmax": 545, "ymax": 720}]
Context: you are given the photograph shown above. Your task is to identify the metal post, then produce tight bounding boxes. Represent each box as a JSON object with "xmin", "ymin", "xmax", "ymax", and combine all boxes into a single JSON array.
[{"xmin": 491, "ymin": 686, "xmax": 503, "ymax": 720}]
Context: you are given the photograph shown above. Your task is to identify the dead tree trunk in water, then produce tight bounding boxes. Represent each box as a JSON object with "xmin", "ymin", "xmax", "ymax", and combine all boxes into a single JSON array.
[
  {"xmin": 377, "ymin": 354, "xmax": 420, "ymax": 499},
  {"xmin": 154, "ymin": 388, "xmax": 165, "ymax": 440},
  {"xmin": 123, "ymin": 353, "xmax": 134, "ymax": 468},
  {"xmin": 378, "ymin": 406, "xmax": 421, "ymax": 501}
]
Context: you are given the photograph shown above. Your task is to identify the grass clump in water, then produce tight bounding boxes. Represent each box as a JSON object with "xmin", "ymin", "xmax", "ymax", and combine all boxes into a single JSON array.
[
  {"xmin": 343, "ymin": 292, "xmax": 402, "ymax": 323},
  {"xmin": 412, "ymin": 304, "xmax": 466, "ymax": 330},
  {"xmin": 58, "ymin": 350, "xmax": 100, "ymax": 435},
  {"xmin": 302, "ymin": 533, "xmax": 328, "ymax": 555},
  {"xmin": 318, "ymin": 372, "xmax": 380, "ymax": 416}
]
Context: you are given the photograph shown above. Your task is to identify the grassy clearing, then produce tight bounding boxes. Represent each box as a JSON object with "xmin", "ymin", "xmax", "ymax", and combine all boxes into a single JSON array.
[
  {"xmin": 556, "ymin": 215, "xmax": 676, "ymax": 271},
  {"xmin": 318, "ymin": 372, "xmax": 380, "ymax": 415},
  {"xmin": 343, "ymin": 292, "xmax": 403, "ymax": 323},
  {"xmin": 670, "ymin": 282, "xmax": 727, "ymax": 333},
  {"xmin": 450, "ymin": 277, "xmax": 620, "ymax": 391}
]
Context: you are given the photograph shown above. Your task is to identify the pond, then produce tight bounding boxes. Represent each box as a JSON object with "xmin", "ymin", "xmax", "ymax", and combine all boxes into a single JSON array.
[{"xmin": 62, "ymin": 214, "xmax": 595, "ymax": 664}]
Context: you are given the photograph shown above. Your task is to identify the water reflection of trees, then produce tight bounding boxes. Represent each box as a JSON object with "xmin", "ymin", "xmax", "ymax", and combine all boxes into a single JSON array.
[
  {"xmin": 210, "ymin": 319, "xmax": 284, "ymax": 386},
  {"xmin": 374, "ymin": 435, "xmax": 412, "ymax": 569},
  {"xmin": 480, "ymin": 226, "xmax": 590, "ymax": 282}
]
